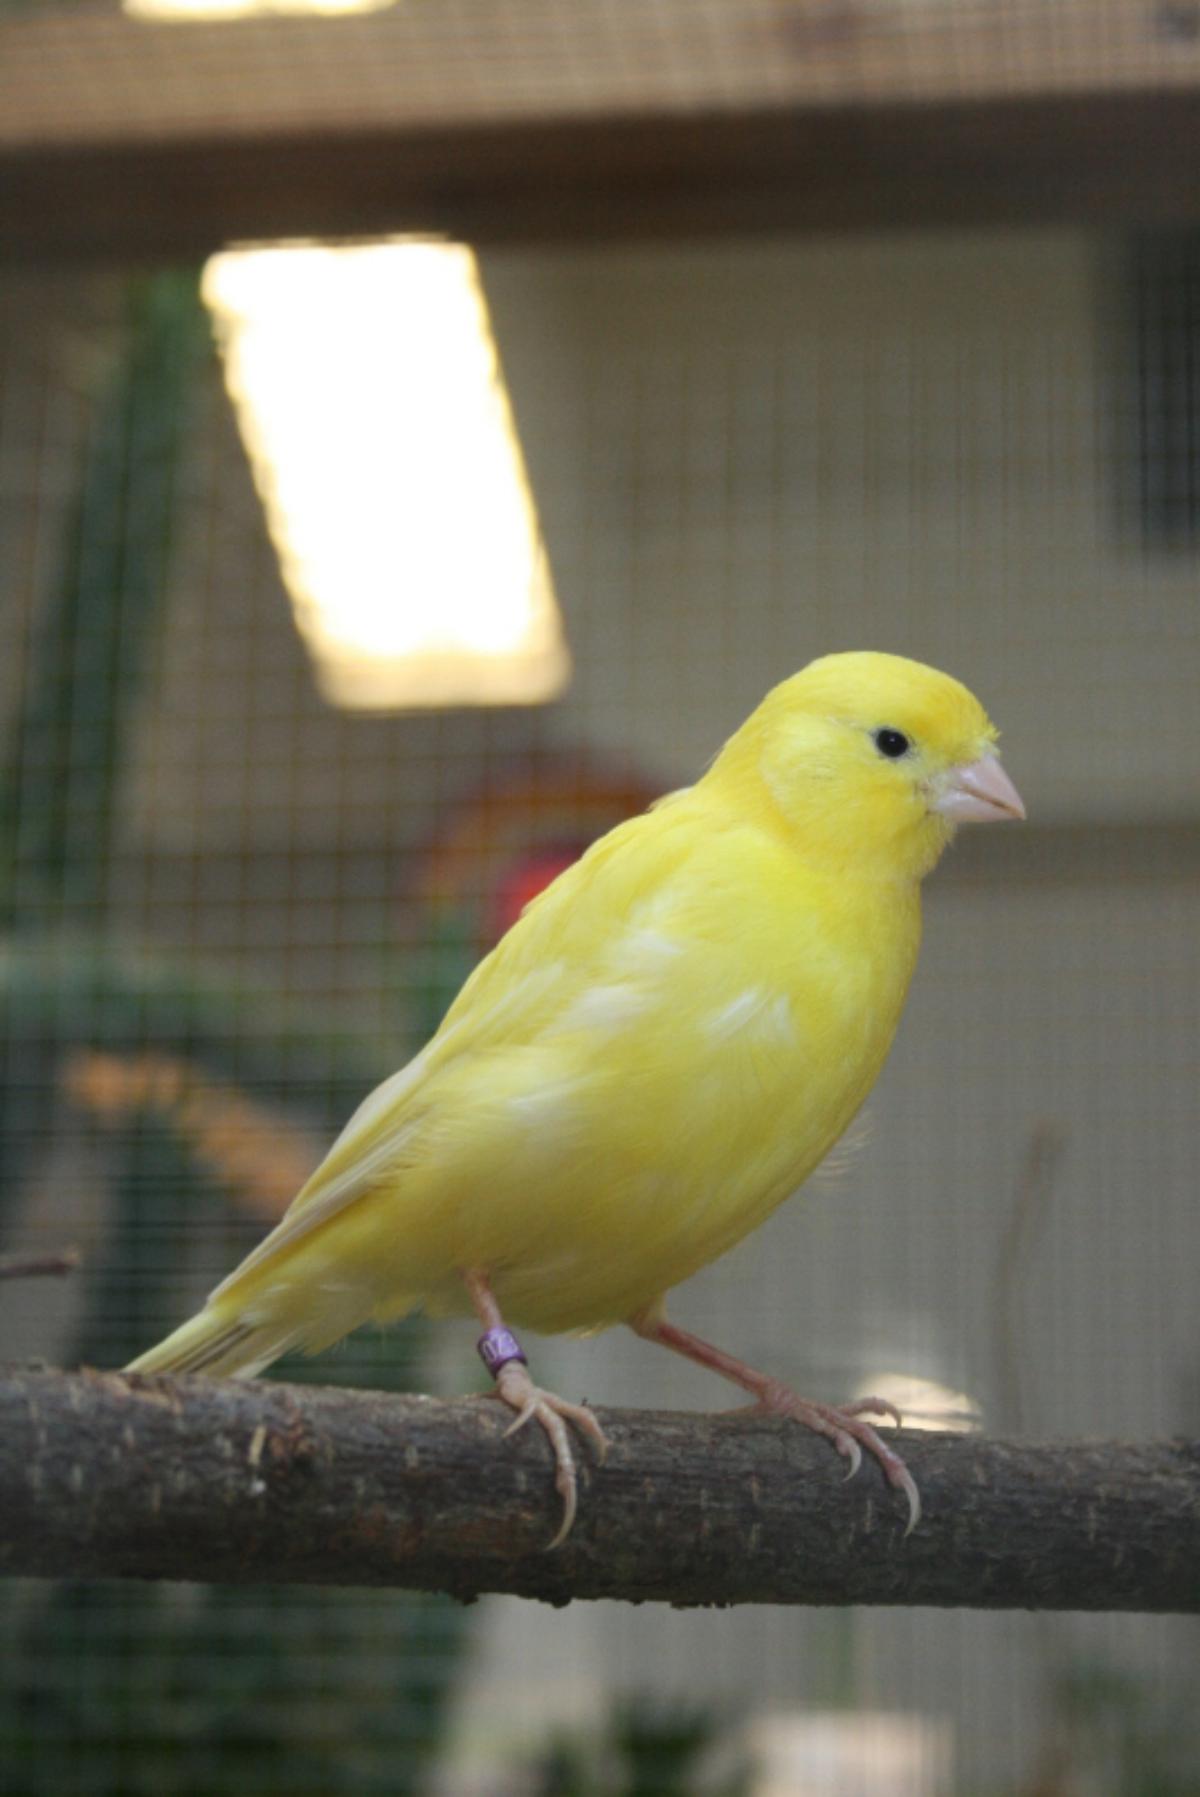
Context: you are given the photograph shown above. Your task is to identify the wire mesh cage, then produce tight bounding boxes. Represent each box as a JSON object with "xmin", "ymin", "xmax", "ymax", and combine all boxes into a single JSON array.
[{"xmin": 1, "ymin": 3, "xmax": 1199, "ymax": 1794}]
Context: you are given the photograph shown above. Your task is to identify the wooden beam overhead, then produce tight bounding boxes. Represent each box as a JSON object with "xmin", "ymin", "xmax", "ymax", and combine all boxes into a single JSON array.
[{"xmin": 2, "ymin": 0, "xmax": 1200, "ymax": 257}]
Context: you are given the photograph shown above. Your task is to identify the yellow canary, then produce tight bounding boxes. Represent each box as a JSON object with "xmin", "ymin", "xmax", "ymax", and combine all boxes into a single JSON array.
[{"xmin": 128, "ymin": 651, "xmax": 1023, "ymax": 1541}]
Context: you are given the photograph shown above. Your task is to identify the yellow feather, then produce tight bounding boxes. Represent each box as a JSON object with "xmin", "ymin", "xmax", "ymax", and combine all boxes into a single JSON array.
[{"xmin": 128, "ymin": 652, "xmax": 1014, "ymax": 1373}]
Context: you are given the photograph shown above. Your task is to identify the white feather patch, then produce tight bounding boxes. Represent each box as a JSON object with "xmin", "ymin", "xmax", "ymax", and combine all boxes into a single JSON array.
[
  {"xmin": 551, "ymin": 983, "xmax": 649, "ymax": 1035},
  {"xmin": 706, "ymin": 988, "xmax": 795, "ymax": 1044},
  {"xmin": 508, "ymin": 1076, "xmax": 580, "ymax": 1142},
  {"xmin": 614, "ymin": 926, "xmax": 684, "ymax": 973}
]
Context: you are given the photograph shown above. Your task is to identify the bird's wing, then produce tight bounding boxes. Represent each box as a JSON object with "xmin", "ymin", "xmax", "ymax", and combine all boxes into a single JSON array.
[
  {"xmin": 205, "ymin": 1062, "xmax": 435, "ymax": 1299},
  {"xmin": 431, "ymin": 794, "xmax": 695, "ymax": 1043},
  {"xmin": 211, "ymin": 797, "xmax": 704, "ymax": 1302}
]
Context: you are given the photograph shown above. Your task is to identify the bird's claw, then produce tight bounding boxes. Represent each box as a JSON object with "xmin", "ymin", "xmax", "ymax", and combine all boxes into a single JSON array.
[
  {"xmin": 753, "ymin": 1384, "xmax": 921, "ymax": 1535},
  {"xmin": 894, "ymin": 1464, "xmax": 922, "ymax": 1538},
  {"xmin": 840, "ymin": 1393, "xmax": 905, "ymax": 1431},
  {"xmin": 492, "ymin": 1363, "xmax": 609, "ymax": 1548},
  {"xmin": 836, "ymin": 1433, "xmax": 863, "ymax": 1481}
]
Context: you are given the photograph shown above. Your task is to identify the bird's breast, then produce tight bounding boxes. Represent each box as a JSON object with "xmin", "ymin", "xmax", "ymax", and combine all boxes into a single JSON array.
[{"xmin": 465, "ymin": 874, "xmax": 920, "ymax": 1333}]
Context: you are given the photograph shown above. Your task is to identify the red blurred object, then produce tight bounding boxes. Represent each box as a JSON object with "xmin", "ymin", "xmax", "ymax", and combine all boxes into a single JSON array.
[
  {"xmin": 413, "ymin": 754, "xmax": 657, "ymax": 952},
  {"xmin": 490, "ymin": 845, "xmax": 581, "ymax": 939}
]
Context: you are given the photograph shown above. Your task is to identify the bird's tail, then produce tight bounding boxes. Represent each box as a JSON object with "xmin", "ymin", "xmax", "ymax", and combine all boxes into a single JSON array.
[{"xmin": 125, "ymin": 1305, "xmax": 299, "ymax": 1381}]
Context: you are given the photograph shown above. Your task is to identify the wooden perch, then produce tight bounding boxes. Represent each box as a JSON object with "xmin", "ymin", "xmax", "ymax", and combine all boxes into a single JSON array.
[{"xmin": 1, "ymin": 1366, "xmax": 1197, "ymax": 1612}]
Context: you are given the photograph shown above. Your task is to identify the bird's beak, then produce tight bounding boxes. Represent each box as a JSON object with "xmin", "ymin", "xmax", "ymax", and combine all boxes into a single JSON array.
[{"xmin": 931, "ymin": 755, "xmax": 1026, "ymax": 824}]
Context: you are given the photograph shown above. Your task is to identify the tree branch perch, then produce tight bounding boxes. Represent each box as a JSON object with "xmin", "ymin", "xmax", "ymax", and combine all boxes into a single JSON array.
[{"xmin": 2, "ymin": 1367, "xmax": 1196, "ymax": 1611}]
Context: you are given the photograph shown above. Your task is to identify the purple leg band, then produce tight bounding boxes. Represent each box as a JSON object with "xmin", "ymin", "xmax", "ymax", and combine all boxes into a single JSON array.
[{"xmin": 478, "ymin": 1325, "xmax": 528, "ymax": 1378}]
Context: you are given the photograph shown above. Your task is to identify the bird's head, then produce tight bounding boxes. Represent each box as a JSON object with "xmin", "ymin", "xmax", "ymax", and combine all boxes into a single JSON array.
[{"xmin": 707, "ymin": 650, "xmax": 1024, "ymax": 881}]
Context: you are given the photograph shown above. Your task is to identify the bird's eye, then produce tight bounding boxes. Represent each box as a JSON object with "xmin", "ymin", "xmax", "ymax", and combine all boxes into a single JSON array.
[{"xmin": 873, "ymin": 727, "xmax": 911, "ymax": 760}]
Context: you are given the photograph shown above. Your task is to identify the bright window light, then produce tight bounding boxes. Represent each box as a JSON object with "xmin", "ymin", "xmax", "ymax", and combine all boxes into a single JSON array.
[
  {"xmin": 201, "ymin": 241, "xmax": 571, "ymax": 711},
  {"xmin": 747, "ymin": 1712, "xmax": 952, "ymax": 1797},
  {"xmin": 126, "ymin": 0, "xmax": 393, "ymax": 19},
  {"xmin": 853, "ymin": 1371, "xmax": 981, "ymax": 1434}
]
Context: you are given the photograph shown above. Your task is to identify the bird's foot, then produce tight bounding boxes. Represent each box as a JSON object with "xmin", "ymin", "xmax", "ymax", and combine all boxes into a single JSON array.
[
  {"xmin": 465, "ymin": 1278, "xmax": 608, "ymax": 1547},
  {"xmin": 751, "ymin": 1378, "xmax": 921, "ymax": 1534},
  {"xmin": 491, "ymin": 1360, "xmax": 609, "ymax": 1548},
  {"xmin": 627, "ymin": 1309, "xmax": 921, "ymax": 1533}
]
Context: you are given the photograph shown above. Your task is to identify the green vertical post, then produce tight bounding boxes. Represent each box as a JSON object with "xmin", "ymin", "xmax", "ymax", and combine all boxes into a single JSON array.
[{"xmin": 0, "ymin": 271, "xmax": 210, "ymax": 934}]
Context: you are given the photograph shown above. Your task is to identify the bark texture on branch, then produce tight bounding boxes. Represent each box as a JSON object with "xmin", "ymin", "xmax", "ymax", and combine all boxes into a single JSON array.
[{"xmin": 2, "ymin": 1367, "xmax": 1197, "ymax": 1612}]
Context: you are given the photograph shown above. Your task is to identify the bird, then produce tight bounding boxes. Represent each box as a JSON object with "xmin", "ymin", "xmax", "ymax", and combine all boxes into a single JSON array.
[{"xmin": 127, "ymin": 651, "xmax": 1024, "ymax": 1544}]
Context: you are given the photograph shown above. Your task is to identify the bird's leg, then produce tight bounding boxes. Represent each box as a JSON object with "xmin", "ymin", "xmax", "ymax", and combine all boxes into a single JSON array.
[
  {"xmin": 463, "ymin": 1269, "xmax": 608, "ymax": 1549},
  {"xmin": 629, "ymin": 1306, "xmax": 920, "ymax": 1533}
]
